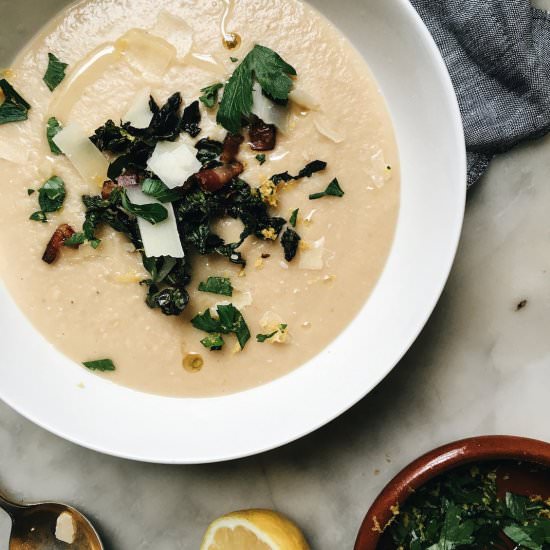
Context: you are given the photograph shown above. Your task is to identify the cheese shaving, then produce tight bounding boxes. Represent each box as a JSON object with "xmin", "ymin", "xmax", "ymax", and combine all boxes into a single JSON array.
[{"xmin": 52, "ymin": 122, "xmax": 109, "ymax": 188}]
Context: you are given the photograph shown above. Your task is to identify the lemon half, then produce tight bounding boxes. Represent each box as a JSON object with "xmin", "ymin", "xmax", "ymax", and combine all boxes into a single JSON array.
[{"xmin": 200, "ymin": 509, "xmax": 310, "ymax": 550}]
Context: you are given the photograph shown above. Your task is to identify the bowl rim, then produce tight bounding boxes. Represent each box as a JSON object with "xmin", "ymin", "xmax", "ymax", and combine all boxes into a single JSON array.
[
  {"xmin": 0, "ymin": 0, "xmax": 467, "ymax": 464},
  {"xmin": 354, "ymin": 435, "xmax": 550, "ymax": 550}
]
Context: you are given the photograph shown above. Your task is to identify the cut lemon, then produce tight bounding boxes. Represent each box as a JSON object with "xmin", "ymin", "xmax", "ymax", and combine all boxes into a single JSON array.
[{"xmin": 200, "ymin": 509, "xmax": 310, "ymax": 550}]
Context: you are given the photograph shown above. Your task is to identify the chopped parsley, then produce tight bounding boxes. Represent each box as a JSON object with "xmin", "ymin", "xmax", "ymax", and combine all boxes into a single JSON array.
[
  {"xmin": 201, "ymin": 334, "xmax": 224, "ymax": 351},
  {"xmin": 46, "ymin": 117, "xmax": 63, "ymax": 155},
  {"xmin": 43, "ymin": 53, "xmax": 68, "ymax": 91},
  {"xmin": 271, "ymin": 160, "xmax": 327, "ymax": 185},
  {"xmin": 121, "ymin": 190, "xmax": 168, "ymax": 225},
  {"xmin": 257, "ymin": 324, "xmax": 287, "ymax": 343},
  {"xmin": 192, "ymin": 304, "xmax": 251, "ymax": 350},
  {"xmin": 217, "ymin": 45, "xmax": 297, "ymax": 133},
  {"xmin": 198, "ymin": 277, "xmax": 233, "ymax": 297},
  {"xmin": 82, "ymin": 359, "xmax": 116, "ymax": 372},
  {"xmin": 289, "ymin": 209, "xmax": 299, "ymax": 227},
  {"xmin": 141, "ymin": 178, "xmax": 184, "ymax": 203},
  {"xmin": 0, "ymin": 79, "xmax": 30, "ymax": 125},
  {"xmin": 309, "ymin": 178, "xmax": 345, "ymax": 200},
  {"xmin": 199, "ymin": 83, "xmax": 224, "ymax": 109},
  {"xmin": 27, "ymin": 189, "xmax": 35, "ymax": 196},
  {"xmin": 256, "ymin": 154, "xmax": 266, "ymax": 165},
  {"xmin": 384, "ymin": 462, "xmax": 550, "ymax": 550},
  {"xmin": 30, "ymin": 176, "xmax": 66, "ymax": 222},
  {"xmin": 230, "ymin": 57, "xmax": 239, "ymax": 63}
]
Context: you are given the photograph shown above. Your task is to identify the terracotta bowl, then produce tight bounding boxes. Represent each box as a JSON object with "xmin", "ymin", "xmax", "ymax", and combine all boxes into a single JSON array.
[{"xmin": 355, "ymin": 435, "xmax": 550, "ymax": 550}]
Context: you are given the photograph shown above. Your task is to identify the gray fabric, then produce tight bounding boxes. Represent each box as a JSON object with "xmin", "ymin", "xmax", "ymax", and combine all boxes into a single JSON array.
[{"xmin": 410, "ymin": 0, "xmax": 550, "ymax": 186}]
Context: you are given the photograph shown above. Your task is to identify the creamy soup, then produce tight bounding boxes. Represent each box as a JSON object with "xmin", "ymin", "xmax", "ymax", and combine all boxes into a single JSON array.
[{"xmin": 0, "ymin": 0, "xmax": 399, "ymax": 397}]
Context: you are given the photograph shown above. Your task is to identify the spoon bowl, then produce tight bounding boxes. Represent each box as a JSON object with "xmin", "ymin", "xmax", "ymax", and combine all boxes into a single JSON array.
[{"xmin": 0, "ymin": 494, "xmax": 104, "ymax": 550}]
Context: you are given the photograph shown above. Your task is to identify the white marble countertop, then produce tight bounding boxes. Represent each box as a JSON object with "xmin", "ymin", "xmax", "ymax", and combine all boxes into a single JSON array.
[{"xmin": 2, "ymin": 11, "xmax": 550, "ymax": 550}]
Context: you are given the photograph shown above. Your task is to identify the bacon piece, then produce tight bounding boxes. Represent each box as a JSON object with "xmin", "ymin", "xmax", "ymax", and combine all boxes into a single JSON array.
[
  {"xmin": 220, "ymin": 133, "xmax": 244, "ymax": 163},
  {"xmin": 101, "ymin": 180, "xmax": 118, "ymax": 200},
  {"xmin": 42, "ymin": 224, "xmax": 76, "ymax": 265},
  {"xmin": 191, "ymin": 162, "xmax": 244, "ymax": 193},
  {"xmin": 248, "ymin": 115, "xmax": 276, "ymax": 151}
]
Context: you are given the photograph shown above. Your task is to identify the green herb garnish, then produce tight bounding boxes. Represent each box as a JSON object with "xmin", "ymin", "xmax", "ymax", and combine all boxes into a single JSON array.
[
  {"xmin": 385, "ymin": 462, "xmax": 550, "ymax": 550},
  {"xmin": 46, "ymin": 117, "xmax": 63, "ymax": 155},
  {"xmin": 217, "ymin": 45, "xmax": 297, "ymax": 133},
  {"xmin": 83, "ymin": 359, "xmax": 116, "ymax": 372},
  {"xmin": 289, "ymin": 209, "xmax": 299, "ymax": 227},
  {"xmin": 30, "ymin": 176, "xmax": 66, "ymax": 222},
  {"xmin": 281, "ymin": 228, "xmax": 301, "ymax": 262},
  {"xmin": 0, "ymin": 79, "xmax": 30, "ymax": 125},
  {"xmin": 121, "ymin": 190, "xmax": 168, "ymax": 225},
  {"xmin": 192, "ymin": 304, "xmax": 251, "ymax": 350},
  {"xmin": 198, "ymin": 277, "xmax": 233, "ymax": 297},
  {"xmin": 141, "ymin": 178, "xmax": 184, "ymax": 203},
  {"xmin": 27, "ymin": 189, "xmax": 35, "ymax": 196},
  {"xmin": 271, "ymin": 160, "xmax": 327, "ymax": 185},
  {"xmin": 199, "ymin": 82, "xmax": 224, "ymax": 109},
  {"xmin": 43, "ymin": 53, "xmax": 68, "ymax": 91},
  {"xmin": 230, "ymin": 57, "xmax": 239, "ymax": 63},
  {"xmin": 256, "ymin": 154, "xmax": 266, "ymax": 165},
  {"xmin": 64, "ymin": 232, "xmax": 87, "ymax": 247},
  {"xmin": 201, "ymin": 334, "xmax": 225, "ymax": 351},
  {"xmin": 257, "ymin": 324, "xmax": 287, "ymax": 343},
  {"xmin": 309, "ymin": 178, "xmax": 345, "ymax": 200}
]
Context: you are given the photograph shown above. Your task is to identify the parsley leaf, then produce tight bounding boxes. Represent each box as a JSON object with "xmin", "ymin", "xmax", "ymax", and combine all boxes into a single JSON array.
[
  {"xmin": 217, "ymin": 45, "xmax": 296, "ymax": 133},
  {"xmin": 27, "ymin": 189, "xmax": 35, "ymax": 196},
  {"xmin": 192, "ymin": 304, "xmax": 251, "ymax": 349},
  {"xmin": 64, "ymin": 232, "xmax": 86, "ymax": 247},
  {"xmin": 503, "ymin": 525, "xmax": 542, "ymax": 550},
  {"xmin": 192, "ymin": 309, "xmax": 223, "ymax": 333},
  {"xmin": 199, "ymin": 83, "xmax": 224, "ymax": 108},
  {"xmin": 256, "ymin": 154, "xmax": 266, "ymax": 165},
  {"xmin": 43, "ymin": 53, "xmax": 68, "ymax": 91},
  {"xmin": 309, "ymin": 178, "xmax": 345, "ymax": 200},
  {"xmin": 121, "ymin": 190, "xmax": 168, "ymax": 225},
  {"xmin": 46, "ymin": 117, "xmax": 63, "ymax": 155},
  {"xmin": 230, "ymin": 57, "xmax": 239, "ymax": 63},
  {"xmin": 30, "ymin": 176, "xmax": 66, "ymax": 222},
  {"xmin": 141, "ymin": 178, "xmax": 184, "ymax": 203},
  {"xmin": 201, "ymin": 334, "xmax": 224, "ymax": 351},
  {"xmin": 289, "ymin": 209, "xmax": 299, "ymax": 227},
  {"xmin": 83, "ymin": 359, "xmax": 116, "ymax": 372},
  {"xmin": 0, "ymin": 79, "xmax": 30, "ymax": 125},
  {"xmin": 198, "ymin": 277, "xmax": 233, "ymax": 297}
]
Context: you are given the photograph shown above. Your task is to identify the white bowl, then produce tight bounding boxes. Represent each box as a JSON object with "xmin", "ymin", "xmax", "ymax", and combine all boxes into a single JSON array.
[{"xmin": 0, "ymin": 0, "xmax": 465, "ymax": 463}]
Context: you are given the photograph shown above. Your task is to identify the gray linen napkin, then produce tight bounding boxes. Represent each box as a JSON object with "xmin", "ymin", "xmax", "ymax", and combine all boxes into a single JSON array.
[{"xmin": 410, "ymin": 0, "xmax": 550, "ymax": 186}]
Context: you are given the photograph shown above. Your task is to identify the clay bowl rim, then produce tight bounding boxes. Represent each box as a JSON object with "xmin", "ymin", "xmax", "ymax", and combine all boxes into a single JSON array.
[{"xmin": 354, "ymin": 435, "xmax": 550, "ymax": 550}]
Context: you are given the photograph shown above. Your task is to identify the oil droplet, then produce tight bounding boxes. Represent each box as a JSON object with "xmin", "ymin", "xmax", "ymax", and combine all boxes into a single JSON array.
[
  {"xmin": 183, "ymin": 353, "xmax": 204, "ymax": 373},
  {"xmin": 221, "ymin": 0, "xmax": 241, "ymax": 50},
  {"xmin": 223, "ymin": 32, "xmax": 241, "ymax": 50}
]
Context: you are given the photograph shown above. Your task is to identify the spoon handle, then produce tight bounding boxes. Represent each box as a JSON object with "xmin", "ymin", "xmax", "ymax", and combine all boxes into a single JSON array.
[{"xmin": 0, "ymin": 492, "xmax": 24, "ymax": 517}]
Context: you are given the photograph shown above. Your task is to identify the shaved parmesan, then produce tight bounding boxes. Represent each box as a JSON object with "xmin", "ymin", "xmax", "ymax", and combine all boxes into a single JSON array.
[
  {"xmin": 299, "ymin": 237, "xmax": 326, "ymax": 271},
  {"xmin": 314, "ymin": 114, "xmax": 345, "ymax": 144},
  {"xmin": 252, "ymin": 84, "xmax": 289, "ymax": 133},
  {"xmin": 213, "ymin": 290, "xmax": 253, "ymax": 313},
  {"xmin": 289, "ymin": 88, "xmax": 320, "ymax": 111},
  {"xmin": 147, "ymin": 140, "xmax": 202, "ymax": 189},
  {"xmin": 126, "ymin": 187, "xmax": 184, "ymax": 258},
  {"xmin": 123, "ymin": 89, "xmax": 154, "ymax": 129},
  {"xmin": 115, "ymin": 29, "xmax": 176, "ymax": 78},
  {"xmin": 52, "ymin": 122, "xmax": 109, "ymax": 188},
  {"xmin": 151, "ymin": 11, "xmax": 193, "ymax": 60}
]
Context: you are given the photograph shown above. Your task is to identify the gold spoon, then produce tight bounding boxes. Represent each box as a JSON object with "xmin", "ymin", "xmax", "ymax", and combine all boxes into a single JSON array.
[{"xmin": 0, "ymin": 492, "xmax": 104, "ymax": 549}]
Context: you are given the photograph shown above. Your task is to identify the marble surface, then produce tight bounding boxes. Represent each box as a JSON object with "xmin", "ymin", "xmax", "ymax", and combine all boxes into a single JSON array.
[{"xmin": 2, "ymin": 10, "xmax": 550, "ymax": 550}]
